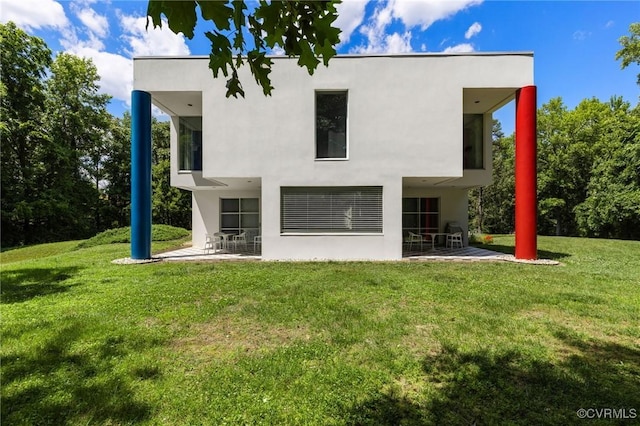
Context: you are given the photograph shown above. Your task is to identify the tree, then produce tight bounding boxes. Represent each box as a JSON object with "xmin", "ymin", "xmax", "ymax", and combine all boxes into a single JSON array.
[
  {"xmin": 102, "ymin": 114, "xmax": 132, "ymax": 229},
  {"xmin": 0, "ymin": 22, "xmax": 52, "ymax": 246},
  {"xmin": 41, "ymin": 53, "xmax": 112, "ymax": 240},
  {"xmin": 147, "ymin": 0, "xmax": 341, "ymax": 98},
  {"xmin": 616, "ymin": 22, "xmax": 640, "ymax": 85},
  {"xmin": 575, "ymin": 99, "xmax": 640, "ymax": 239},
  {"xmin": 536, "ymin": 97, "xmax": 613, "ymax": 236}
]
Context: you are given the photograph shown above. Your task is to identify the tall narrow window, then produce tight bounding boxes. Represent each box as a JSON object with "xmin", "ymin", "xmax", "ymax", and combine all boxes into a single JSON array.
[
  {"xmin": 316, "ymin": 91, "xmax": 347, "ymax": 159},
  {"xmin": 179, "ymin": 116, "xmax": 202, "ymax": 171},
  {"xmin": 281, "ymin": 187, "xmax": 382, "ymax": 233},
  {"xmin": 463, "ymin": 114, "xmax": 483, "ymax": 169}
]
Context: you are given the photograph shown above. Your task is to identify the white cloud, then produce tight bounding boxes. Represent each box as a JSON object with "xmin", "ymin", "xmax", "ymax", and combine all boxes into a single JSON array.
[
  {"xmin": 335, "ymin": 0, "xmax": 368, "ymax": 44},
  {"xmin": 384, "ymin": 31, "xmax": 413, "ymax": 53},
  {"xmin": 350, "ymin": 0, "xmax": 483, "ymax": 54},
  {"xmin": 465, "ymin": 22, "xmax": 482, "ymax": 39},
  {"xmin": 352, "ymin": 2, "xmax": 411, "ymax": 53},
  {"xmin": 66, "ymin": 46, "xmax": 133, "ymax": 101},
  {"xmin": 119, "ymin": 14, "xmax": 190, "ymax": 57},
  {"xmin": 0, "ymin": 0, "xmax": 68, "ymax": 30},
  {"xmin": 390, "ymin": 0, "xmax": 483, "ymax": 30},
  {"xmin": 60, "ymin": 12, "xmax": 189, "ymax": 105},
  {"xmin": 420, "ymin": 43, "xmax": 427, "ymax": 51},
  {"xmin": 76, "ymin": 7, "xmax": 109, "ymax": 38},
  {"xmin": 443, "ymin": 43, "xmax": 475, "ymax": 53},
  {"xmin": 605, "ymin": 20, "xmax": 614, "ymax": 29},
  {"xmin": 573, "ymin": 30, "xmax": 591, "ymax": 41}
]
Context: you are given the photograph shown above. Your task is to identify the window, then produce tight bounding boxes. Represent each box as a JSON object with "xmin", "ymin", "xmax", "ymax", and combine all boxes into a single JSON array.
[
  {"xmin": 463, "ymin": 114, "xmax": 483, "ymax": 169},
  {"xmin": 220, "ymin": 198, "xmax": 259, "ymax": 236},
  {"xmin": 281, "ymin": 186, "xmax": 382, "ymax": 233},
  {"xmin": 402, "ymin": 198, "xmax": 439, "ymax": 237},
  {"xmin": 179, "ymin": 116, "xmax": 202, "ymax": 171},
  {"xmin": 316, "ymin": 91, "xmax": 347, "ymax": 159}
]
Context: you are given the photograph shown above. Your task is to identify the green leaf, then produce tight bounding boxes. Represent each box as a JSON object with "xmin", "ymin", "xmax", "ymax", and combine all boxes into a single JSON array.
[
  {"xmin": 247, "ymin": 51, "xmax": 273, "ymax": 96},
  {"xmin": 225, "ymin": 69, "xmax": 245, "ymax": 98},
  {"xmin": 197, "ymin": 0, "xmax": 233, "ymax": 31},
  {"xmin": 206, "ymin": 31, "xmax": 232, "ymax": 78},
  {"xmin": 231, "ymin": 0, "xmax": 247, "ymax": 50},
  {"xmin": 297, "ymin": 41, "xmax": 320, "ymax": 74},
  {"xmin": 147, "ymin": 1, "xmax": 198, "ymax": 39}
]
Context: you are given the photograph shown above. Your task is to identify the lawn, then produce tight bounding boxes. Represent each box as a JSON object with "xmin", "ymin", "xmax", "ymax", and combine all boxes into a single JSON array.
[{"xmin": 1, "ymin": 235, "xmax": 639, "ymax": 425}]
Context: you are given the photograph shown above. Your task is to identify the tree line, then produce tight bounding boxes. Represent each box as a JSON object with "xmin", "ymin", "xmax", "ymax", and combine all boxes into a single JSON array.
[
  {"xmin": 1, "ymin": 22, "xmax": 190, "ymax": 248},
  {"xmin": 472, "ymin": 22, "xmax": 639, "ymax": 240},
  {"xmin": 2, "ymin": 19, "xmax": 639, "ymax": 247},
  {"xmin": 470, "ymin": 96, "xmax": 640, "ymax": 240}
]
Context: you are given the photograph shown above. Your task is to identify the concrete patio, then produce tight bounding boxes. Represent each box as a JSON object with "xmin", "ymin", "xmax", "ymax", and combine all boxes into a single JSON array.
[{"xmin": 147, "ymin": 245, "xmax": 532, "ymax": 263}]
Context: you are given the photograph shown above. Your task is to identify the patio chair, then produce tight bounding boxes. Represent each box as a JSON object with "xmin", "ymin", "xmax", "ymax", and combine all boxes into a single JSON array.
[
  {"xmin": 230, "ymin": 232, "xmax": 247, "ymax": 253},
  {"xmin": 446, "ymin": 232, "xmax": 463, "ymax": 249},
  {"xmin": 253, "ymin": 235, "xmax": 262, "ymax": 253},
  {"xmin": 204, "ymin": 234, "xmax": 222, "ymax": 254},
  {"xmin": 407, "ymin": 232, "xmax": 424, "ymax": 251},
  {"xmin": 213, "ymin": 232, "xmax": 229, "ymax": 250}
]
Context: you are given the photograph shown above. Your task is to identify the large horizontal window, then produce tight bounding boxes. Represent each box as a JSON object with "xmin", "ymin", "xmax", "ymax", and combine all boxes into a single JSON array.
[
  {"xmin": 316, "ymin": 91, "xmax": 347, "ymax": 159},
  {"xmin": 179, "ymin": 116, "xmax": 202, "ymax": 171},
  {"xmin": 281, "ymin": 186, "xmax": 382, "ymax": 233},
  {"xmin": 463, "ymin": 114, "xmax": 483, "ymax": 169}
]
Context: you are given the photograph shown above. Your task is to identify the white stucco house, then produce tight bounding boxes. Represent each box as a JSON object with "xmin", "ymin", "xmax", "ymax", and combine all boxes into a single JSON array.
[{"xmin": 131, "ymin": 53, "xmax": 538, "ymax": 261}]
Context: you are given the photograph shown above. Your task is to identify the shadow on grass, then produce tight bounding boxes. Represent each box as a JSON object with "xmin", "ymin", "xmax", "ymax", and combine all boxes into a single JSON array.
[
  {"xmin": 348, "ymin": 332, "xmax": 640, "ymax": 425},
  {"xmin": 2, "ymin": 322, "xmax": 154, "ymax": 424},
  {"xmin": 473, "ymin": 243, "xmax": 571, "ymax": 261},
  {"xmin": 1, "ymin": 267, "xmax": 81, "ymax": 304}
]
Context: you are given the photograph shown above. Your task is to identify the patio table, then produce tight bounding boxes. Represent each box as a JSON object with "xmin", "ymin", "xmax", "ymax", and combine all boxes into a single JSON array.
[{"xmin": 423, "ymin": 233, "xmax": 450, "ymax": 250}]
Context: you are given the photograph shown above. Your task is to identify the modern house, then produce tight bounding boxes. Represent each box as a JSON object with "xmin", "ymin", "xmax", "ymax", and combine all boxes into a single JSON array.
[{"xmin": 131, "ymin": 53, "xmax": 537, "ymax": 261}]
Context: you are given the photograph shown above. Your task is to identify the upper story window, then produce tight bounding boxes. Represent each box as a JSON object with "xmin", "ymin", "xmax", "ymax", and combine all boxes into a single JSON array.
[
  {"xmin": 463, "ymin": 114, "xmax": 484, "ymax": 169},
  {"xmin": 316, "ymin": 91, "xmax": 347, "ymax": 159},
  {"xmin": 179, "ymin": 116, "xmax": 202, "ymax": 171}
]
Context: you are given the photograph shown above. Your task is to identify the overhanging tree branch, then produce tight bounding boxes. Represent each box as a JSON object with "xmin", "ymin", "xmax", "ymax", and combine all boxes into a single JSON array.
[{"xmin": 147, "ymin": 0, "xmax": 342, "ymax": 98}]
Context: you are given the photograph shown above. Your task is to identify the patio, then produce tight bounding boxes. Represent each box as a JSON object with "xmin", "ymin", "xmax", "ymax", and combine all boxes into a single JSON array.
[{"xmin": 151, "ymin": 245, "xmax": 513, "ymax": 262}]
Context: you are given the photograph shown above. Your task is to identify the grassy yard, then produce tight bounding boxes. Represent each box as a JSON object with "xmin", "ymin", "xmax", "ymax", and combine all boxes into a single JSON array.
[{"xmin": 1, "ymin": 236, "xmax": 639, "ymax": 425}]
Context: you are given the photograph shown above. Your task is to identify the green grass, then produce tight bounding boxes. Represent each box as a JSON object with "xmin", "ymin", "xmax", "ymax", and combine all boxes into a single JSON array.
[{"xmin": 1, "ymin": 235, "xmax": 639, "ymax": 425}]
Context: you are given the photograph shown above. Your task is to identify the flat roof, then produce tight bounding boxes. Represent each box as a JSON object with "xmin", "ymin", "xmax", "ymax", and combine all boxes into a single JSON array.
[{"xmin": 134, "ymin": 52, "xmax": 534, "ymax": 60}]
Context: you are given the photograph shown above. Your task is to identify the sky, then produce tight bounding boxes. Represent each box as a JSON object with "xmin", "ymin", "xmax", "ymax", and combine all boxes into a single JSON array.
[{"xmin": 1, "ymin": 0, "xmax": 638, "ymax": 134}]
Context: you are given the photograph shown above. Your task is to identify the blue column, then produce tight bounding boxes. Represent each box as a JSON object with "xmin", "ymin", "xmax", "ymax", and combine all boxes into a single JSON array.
[{"xmin": 131, "ymin": 90, "xmax": 152, "ymax": 259}]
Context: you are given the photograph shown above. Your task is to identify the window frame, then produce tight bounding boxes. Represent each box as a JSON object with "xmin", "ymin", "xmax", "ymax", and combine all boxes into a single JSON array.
[
  {"xmin": 315, "ymin": 90, "xmax": 349, "ymax": 161},
  {"xmin": 402, "ymin": 197, "xmax": 440, "ymax": 238},
  {"xmin": 220, "ymin": 197, "xmax": 260, "ymax": 236},
  {"xmin": 178, "ymin": 116, "xmax": 203, "ymax": 171},
  {"xmin": 463, "ymin": 113, "xmax": 484, "ymax": 170},
  {"xmin": 280, "ymin": 186, "xmax": 383, "ymax": 235}
]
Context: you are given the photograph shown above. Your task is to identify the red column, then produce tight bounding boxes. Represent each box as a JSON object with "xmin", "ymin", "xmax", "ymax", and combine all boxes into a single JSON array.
[{"xmin": 515, "ymin": 86, "xmax": 537, "ymax": 260}]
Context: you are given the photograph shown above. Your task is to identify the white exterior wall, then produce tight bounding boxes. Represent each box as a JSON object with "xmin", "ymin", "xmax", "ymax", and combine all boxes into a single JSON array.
[{"xmin": 133, "ymin": 54, "xmax": 533, "ymax": 260}]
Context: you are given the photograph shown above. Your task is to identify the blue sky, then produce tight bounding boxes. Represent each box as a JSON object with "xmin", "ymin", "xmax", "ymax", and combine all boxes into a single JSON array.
[{"xmin": 1, "ymin": 0, "xmax": 638, "ymax": 134}]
